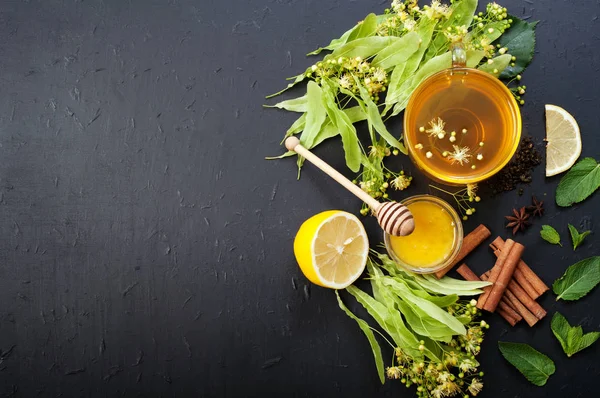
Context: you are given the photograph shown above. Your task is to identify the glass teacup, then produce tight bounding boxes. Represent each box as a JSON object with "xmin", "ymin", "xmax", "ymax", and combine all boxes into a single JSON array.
[{"xmin": 403, "ymin": 44, "xmax": 521, "ymax": 185}]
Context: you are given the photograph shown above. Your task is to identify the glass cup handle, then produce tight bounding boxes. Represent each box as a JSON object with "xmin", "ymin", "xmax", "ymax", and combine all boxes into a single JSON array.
[{"xmin": 451, "ymin": 42, "xmax": 467, "ymax": 68}]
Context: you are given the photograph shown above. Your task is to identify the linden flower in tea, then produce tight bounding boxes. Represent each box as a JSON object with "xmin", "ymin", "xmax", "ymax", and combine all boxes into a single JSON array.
[
  {"xmin": 425, "ymin": 117, "xmax": 447, "ymax": 139},
  {"xmin": 417, "ymin": 116, "xmax": 481, "ymax": 168},
  {"xmin": 448, "ymin": 145, "xmax": 472, "ymax": 165}
]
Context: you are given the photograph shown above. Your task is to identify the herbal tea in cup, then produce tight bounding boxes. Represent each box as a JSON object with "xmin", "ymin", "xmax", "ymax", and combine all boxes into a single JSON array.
[{"xmin": 404, "ymin": 46, "xmax": 521, "ymax": 185}]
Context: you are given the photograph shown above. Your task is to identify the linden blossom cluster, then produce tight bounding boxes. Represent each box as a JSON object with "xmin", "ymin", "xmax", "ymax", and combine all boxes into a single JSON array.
[
  {"xmin": 354, "ymin": 148, "xmax": 413, "ymax": 216},
  {"xmin": 382, "ymin": 0, "xmax": 452, "ymax": 36},
  {"xmin": 304, "ymin": 57, "xmax": 389, "ymax": 102},
  {"xmin": 386, "ymin": 301, "xmax": 490, "ymax": 398},
  {"xmin": 510, "ymin": 76, "xmax": 527, "ymax": 105}
]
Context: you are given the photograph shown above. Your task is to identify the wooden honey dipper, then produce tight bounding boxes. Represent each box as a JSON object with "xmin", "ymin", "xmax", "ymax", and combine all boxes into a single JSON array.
[{"xmin": 285, "ymin": 137, "xmax": 415, "ymax": 237}]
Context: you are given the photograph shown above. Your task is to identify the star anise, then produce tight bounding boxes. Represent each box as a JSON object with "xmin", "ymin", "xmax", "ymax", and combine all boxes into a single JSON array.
[
  {"xmin": 505, "ymin": 206, "xmax": 531, "ymax": 235},
  {"xmin": 527, "ymin": 196, "xmax": 544, "ymax": 218}
]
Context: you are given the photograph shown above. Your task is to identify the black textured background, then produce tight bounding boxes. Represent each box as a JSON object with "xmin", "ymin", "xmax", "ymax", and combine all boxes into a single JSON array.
[{"xmin": 1, "ymin": 0, "xmax": 599, "ymax": 397}]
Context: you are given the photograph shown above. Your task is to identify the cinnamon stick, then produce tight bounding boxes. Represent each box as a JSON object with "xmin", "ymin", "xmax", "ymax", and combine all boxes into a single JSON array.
[
  {"xmin": 456, "ymin": 264, "xmax": 522, "ymax": 325},
  {"xmin": 513, "ymin": 267, "xmax": 541, "ymax": 300},
  {"xmin": 483, "ymin": 241, "xmax": 525, "ymax": 312},
  {"xmin": 455, "ymin": 263, "xmax": 480, "ymax": 281},
  {"xmin": 482, "ymin": 271, "xmax": 539, "ymax": 327},
  {"xmin": 476, "ymin": 239, "xmax": 516, "ymax": 309},
  {"xmin": 497, "ymin": 301, "xmax": 522, "ymax": 325},
  {"xmin": 490, "ymin": 237, "xmax": 549, "ymax": 296},
  {"xmin": 492, "ymin": 248, "xmax": 540, "ymax": 299},
  {"xmin": 435, "ymin": 225, "xmax": 491, "ymax": 279},
  {"xmin": 507, "ymin": 279, "xmax": 547, "ymax": 320},
  {"xmin": 497, "ymin": 306, "xmax": 519, "ymax": 327}
]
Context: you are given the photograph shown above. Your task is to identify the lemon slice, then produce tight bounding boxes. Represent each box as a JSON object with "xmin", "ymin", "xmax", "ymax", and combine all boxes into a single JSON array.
[
  {"xmin": 545, "ymin": 104, "xmax": 582, "ymax": 177},
  {"xmin": 293, "ymin": 210, "xmax": 369, "ymax": 289}
]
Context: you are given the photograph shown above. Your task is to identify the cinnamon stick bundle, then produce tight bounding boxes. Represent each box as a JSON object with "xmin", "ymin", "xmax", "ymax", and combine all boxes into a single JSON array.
[
  {"xmin": 481, "ymin": 271, "xmax": 540, "ymax": 327},
  {"xmin": 456, "ymin": 264, "xmax": 522, "ymax": 326},
  {"xmin": 490, "ymin": 237, "xmax": 549, "ymax": 297},
  {"xmin": 435, "ymin": 224, "xmax": 491, "ymax": 279},
  {"xmin": 482, "ymin": 241, "xmax": 525, "ymax": 312}
]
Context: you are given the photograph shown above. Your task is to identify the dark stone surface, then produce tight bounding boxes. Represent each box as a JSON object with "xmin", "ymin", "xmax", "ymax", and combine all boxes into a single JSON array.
[{"xmin": 0, "ymin": 0, "xmax": 599, "ymax": 396}]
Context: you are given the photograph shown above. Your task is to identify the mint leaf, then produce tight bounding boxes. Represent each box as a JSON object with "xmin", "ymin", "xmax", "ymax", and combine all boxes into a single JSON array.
[
  {"xmin": 498, "ymin": 17, "xmax": 538, "ymax": 79},
  {"xmin": 551, "ymin": 312, "xmax": 600, "ymax": 357},
  {"xmin": 540, "ymin": 225, "xmax": 562, "ymax": 246},
  {"xmin": 568, "ymin": 224, "xmax": 591, "ymax": 250},
  {"xmin": 577, "ymin": 331, "xmax": 600, "ymax": 354},
  {"xmin": 498, "ymin": 342, "xmax": 555, "ymax": 386},
  {"xmin": 553, "ymin": 256, "xmax": 600, "ymax": 301},
  {"xmin": 550, "ymin": 312, "xmax": 570, "ymax": 353},
  {"xmin": 556, "ymin": 158, "xmax": 600, "ymax": 207}
]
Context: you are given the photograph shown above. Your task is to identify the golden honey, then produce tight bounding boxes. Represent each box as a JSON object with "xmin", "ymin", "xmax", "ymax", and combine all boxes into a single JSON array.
[{"xmin": 384, "ymin": 195, "xmax": 463, "ymax": 274}]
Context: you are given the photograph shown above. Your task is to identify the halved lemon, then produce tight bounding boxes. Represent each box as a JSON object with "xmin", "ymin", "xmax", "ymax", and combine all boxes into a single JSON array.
[
  {"xmin": 545, "ymin": 104, "xmax": 582, "ymax": 177},
  {"xmin": 293, "ymin": 210, "xmax": 369, "ymax": 289}
]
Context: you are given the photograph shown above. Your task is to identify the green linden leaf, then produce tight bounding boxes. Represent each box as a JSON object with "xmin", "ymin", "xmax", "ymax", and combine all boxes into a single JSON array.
[
  {"xmin": 346, "ymin": 13, "xmax": 379, "ymax": 42},
  {"xmin": 307, "ymin": 13, "xmax": 379, "ymax": 56},
  {"xmin": 553, "ymin": 256, "xmax": 600, "ymax": 301},
  {"xmin": 371, "ymin": 32, "xmax": 421, "ymax": 70},
  {"xmin": 498, "ymin": 341, "xmax": 555, "ymax": 386},
  {"xmin": 498, "ymin": 16, "xmax": 538, "ymax": 79},
  {"xmin": 477, "ymin": 53, "xmax": 512, "ymax": 77},
  {"xmin": 264, "ymin": 95, "xmax": 307, "ymax": 112},
  {"xmin": 540, "ymin": 225, "xmax": 562, "ymax": 246},
  {"xmin": 299, "ymin": 81, "xmax": 327, "ymax": 149},
  {"xmin": 556, "ymin": 158, "xmax": 600, "ymax": 207},
  {"xmin": 346, "ymin": 285, "xmax": 423, "ymax": 357},
  {"xmin": 551, "ymin": 312, "xmax": 600, "ymax": 357},
  {"xmin": 335, "ymin": 291, "xmax": 385, "ymax": 384},
  {"xmin": 568, "ymin": 224, "xmax": 592, "ymax": 250}
]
